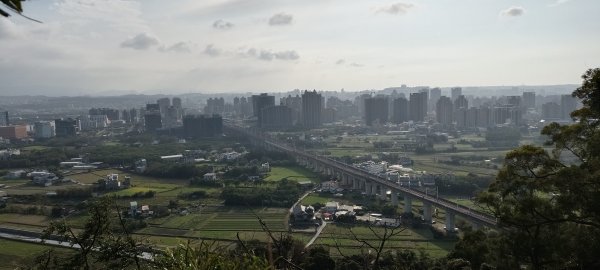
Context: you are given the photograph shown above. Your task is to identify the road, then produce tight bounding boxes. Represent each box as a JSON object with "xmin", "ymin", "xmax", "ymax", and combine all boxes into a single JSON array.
[
  {"xmin": 304, "ymin": 221, "xmax": 327, "ymax": 248},
  {"xmin": 0, "ymin": 230, "xmax": 153, "ymax": 260}
]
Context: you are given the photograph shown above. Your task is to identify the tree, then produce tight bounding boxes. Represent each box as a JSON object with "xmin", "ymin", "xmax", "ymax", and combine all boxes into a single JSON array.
[
  {"xmin": 467, "ymin": 68, "xmax": 600, "ymax": 269},
  {"xmin": 0, "ymin": 0, "xmax": 21, "ymax": 18},
  {"xmin": 1, "ymin": 0, "xmax": 40, "ymax": 22},
  {"xmin": 40, "ymin": 197, "xmax": 146, "ymax": 269}
]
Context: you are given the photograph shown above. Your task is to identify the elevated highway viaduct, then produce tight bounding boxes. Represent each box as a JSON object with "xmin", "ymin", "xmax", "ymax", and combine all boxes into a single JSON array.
[{"xmin": 225, "ymin": 123, "xmax": 497, "ymax": 231}]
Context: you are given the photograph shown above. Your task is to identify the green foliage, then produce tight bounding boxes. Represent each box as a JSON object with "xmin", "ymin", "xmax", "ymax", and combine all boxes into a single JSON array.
[
  {"xmin": 144, "ymin": 163, "xmax": 210, "ymax": 179},
  {"xmin": 154, "ymin": 241, "xmax": 271, "ymax": 270},
  {"xmin": 221, "ymin": 179, "xmax": 302, "ymax": 207},
  {"xmin": 41, "ymin": 197, "xmax": 146, "ymax": 269},
  {"xmin": 301, "ymin": 246, "xmax": 335, "ymax": 270},
  {"xmin": 0, "ymin": 148, "xmax": 71, "ymax": 169},
  {"xmin": 485, "ymin": 127, "xmax": 521, "ymax": 147},
  {"xmin": 454, "ymin": 69, "xmax": 600, "ymax": 269}
]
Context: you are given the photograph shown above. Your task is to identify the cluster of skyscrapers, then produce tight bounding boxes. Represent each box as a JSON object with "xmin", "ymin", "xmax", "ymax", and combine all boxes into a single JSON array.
[{"xmin": 358, "ymin": 87, "xmax": 579, "ymax": 129}]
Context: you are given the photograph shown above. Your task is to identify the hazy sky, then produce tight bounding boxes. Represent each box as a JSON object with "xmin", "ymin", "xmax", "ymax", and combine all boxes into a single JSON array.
[{"xmin": 0, "ymin": 0, "xmax": 598, "ymax": 96}]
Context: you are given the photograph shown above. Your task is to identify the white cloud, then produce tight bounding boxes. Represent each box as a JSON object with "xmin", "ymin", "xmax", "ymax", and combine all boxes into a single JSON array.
[
  {"xmin": 0, "ymin": 18, "xmax": 21, "ymax": 39},
  {"xmin": 501, "ymin": 6, "xmax": 525, "ymax": 17},
  {"xmin": 204, "ymin": 44, "xmax": 221, "ymax": 57},
  {"xmin": 269, "ymin": 13, "xmax": 293, "ymax": 26},
  {"xmin": 55, "ymin": 0, "xmax": 148, "ymax": 33},
  {"xmin": 376, "ymin": 3, "xmax": 415, "ymax": 15},
  {"xmin": 160, "ymin": 42, "xmax": 192, "ymax": 53},
  {"xmin": 336, "ymin": 59, "xmax": 345, "ymax": 65},
  {"xmin": 212, "ymin": 19, "xmax": 234, "ymax": 30},
  {"xmin": 550, "ymin": 0, "xmax": 571, "ymax": 7},
  {"xmin": 242, "ymin": 47, "xmax": 299, "ymax": 61},
  {"xmin": 350, "ymin": 62, "xmax": 364, "ymax": 67},
  {"xmin": 120, "ymin": 33, "xmax": 160, "ymax": 50}
]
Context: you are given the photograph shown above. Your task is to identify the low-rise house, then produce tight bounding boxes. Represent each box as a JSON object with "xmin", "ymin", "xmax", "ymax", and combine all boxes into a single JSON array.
[
  {"xmin": 293, "ymin": 204, "xmax": 315, "ymax": 221},
  {"xmin": 130, "ymin": 201, "xmax": 138, "ymax": 216},
  {"xmin": 32, "ymin": 173, "xmax": 59, "ymax": 186},
  {"xmin": 72, "ymin": 165, "xmax": 97, "ymax": 170},
  {"xmin": 102, "ymin": 174, "xmax": 122, "ymax": 190},
  {"xmin": 4, "ymin": 170, "xmax": 25, "ymax": 179},
  {"xmin": 135, "ymin": 159, "xmax": 147, "ymax": 173},
  {"xmin": 260, "ymin": 162, "xmax": 270, "ymax": 173},
  {"xmin": 0, "ymin": 149, "xmax": 20, "ymax": 160},
  {"xmin": 28, "ymin": 171, "xmax": 50, "ymax": 179},
  {"xmin": 203, "ymin": 173, "xmax": 217, "ymax": 181},
  {"xmin": 324, "ymin": 201, "xmax": 340, "ymax": 214},
  {"xmin": 321, "ymin": 181, "xmax": 339, "ymax": 192},
  {"xmin": 161, "ymin": 154, "xmax": 184, "ymax": 163}
]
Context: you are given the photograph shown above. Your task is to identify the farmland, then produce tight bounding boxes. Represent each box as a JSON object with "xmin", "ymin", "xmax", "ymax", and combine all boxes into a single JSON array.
[
  {"xmin": 264, "ymin": 166, "xmax": 319, "ymax": 183},
  {"xmin": 314, "ymin": 224, "xmax": 455, "ymax": 258},
  {"xmin": 0, "ymin": 239, "xmax": 72, "ymax": 270}
]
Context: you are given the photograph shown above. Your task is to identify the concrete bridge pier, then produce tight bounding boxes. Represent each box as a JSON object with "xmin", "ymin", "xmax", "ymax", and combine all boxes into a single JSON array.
[
  {"xmin": 423, "ymin": 202, "xmax": 432, "ymax": 222},
  {"xmin": 391, "ymin": 191, "xmax": 399, "ymax": 206},
  {"xmin": 365, "ymin": 182, "xmax": 372, "ymax": 195},
  {"xmin": 352, "ymin": 178, "xmax": 359, "ymax": 190},
  {"xmin": 471, "ymin": 222, "xmax": 481, "ymax": 231},
  {"xmin": 445, "ymin": 211, "xmax": 456, "ymax": 232},
  {"xmin": 404, "ymin": 196, "xmax": 413, "ymax": 214}
]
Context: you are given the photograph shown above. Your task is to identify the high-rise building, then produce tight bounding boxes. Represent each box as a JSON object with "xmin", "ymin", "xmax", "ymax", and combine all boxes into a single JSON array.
[
  {"xmin": 429, "ymin": 88, "xmax": 441, "ymax": 113},
  {"xmin": 409, "ymin": 92, "xmax": 428, "ymax": 122},
  {"xmin": 493, "ymin": 106, "xmax": 522, "ymax": 126},
  {"xmin": 34, "ymin": 121, "xmax": 56, "ymax": 139},
  {"xmin": 172, "ymin": 97, "xmax": 182, "ymax": 109},
  {"xmin": 454, "ymin": 95, "xmax": 468, "ymax": 110},
  {"xmin": 163, "ymin": 106, "xmax": 180, "ymax": 128},
  {"xmin": 157, "ymin": 98, "xmax": 171, "ymax": 115},
  {"xmin": 89, "ymin": 108, "xmax": 120, "ymax": 121},
  {"xmin": 561, "ymin": 94, "xmax": 577, "ymax": 120},
  {"xmin": 477, "ymin": 106, "xmax": 491, "ymax": 127},
  {"xmin": 364, "ymin": 96, "xmax": 389, "ymax": 126},
  {"xmin": 506, "ymin": 96, "xmax": 522, "ymax": 107},
  {"xmin": 522, "ymin": 92, "xmax": 536, "ymax": 109},
  {"xmin": 80, "ymin": 115, "xmax": 109, "ymax": 130},
  {"xmin": 281, "ymin": 94, "xmax": 302, "ymax": 124},
  {"xmin": 451, "ymin": 87, "xmax": 462, "ymax": 101},
  {"xmin": 240, "ymin": 97, "xmax": 253, "ymax": 117},
  {"xmin": 55, "ymin": 118, "xmax": 79, "ymax": 137},
  {"xmin": 144, "ymin": 112, "xmax": 162, "ymax": 132},
  {"xmin": 301, "ymin": 90, "xmax": 323, "ymax": 129},
  {"xmin": 146, "ymin": 103, "xmax": 160, "ymax": 112},
  {"xmin": 392, "ymin": 97, "xmax": 409, "ymax": 124},
  {"xmin": 322, "ymin": 108, "xmax": 336, "ymax": 123},
  {"xmin": 466, "ymin": 107, "xmax": 479, "ymax": 128},
  {"xmin": 205, "ymin": 98, "xmax": 225, "ymax": 115},
  {"xmin": 183, "ymin": 115, "xmax": 223, "ymax": 138},
  {"xmin": 252, "ymin": 93, "xmax": 275, "ymax": 127},
  {"xmin": 436, "ymin": 96, "xmax": 453, "ymax": 126},
  {"xmin": 0, "ymin": 125, "xmax": 27, "ymax": 139},
  {"xmin": 261, "ymin": 105, "xmax": 293, "ymax": 129},
  {"xmin": 0, "ymin": 111, "xmax": 8, "ymax": 126},
  {"xmin": 542, "ymin": 102, "xmax": 561, "ymax": 119}
]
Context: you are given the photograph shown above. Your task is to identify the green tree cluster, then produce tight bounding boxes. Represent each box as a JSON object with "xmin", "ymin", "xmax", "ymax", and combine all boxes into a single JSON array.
[{"xmin": 451, "ymin": 68, "xmax": 600, "ymax": 269}]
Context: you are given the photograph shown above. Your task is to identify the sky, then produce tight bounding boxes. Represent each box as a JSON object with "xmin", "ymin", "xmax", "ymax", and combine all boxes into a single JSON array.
[{"xmin": 0, "ymin": 0, "xmax": 598, "ymax": 96}]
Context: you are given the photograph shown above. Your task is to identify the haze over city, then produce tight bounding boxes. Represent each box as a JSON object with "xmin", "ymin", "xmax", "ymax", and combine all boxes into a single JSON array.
[{"xmin": 1, "ymin": 0, "xmax": 599, "ymax": 96}]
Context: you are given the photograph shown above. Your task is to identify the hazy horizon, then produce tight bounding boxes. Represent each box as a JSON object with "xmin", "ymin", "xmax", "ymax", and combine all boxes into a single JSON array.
[{"xmin": 1, "ymin": 0, "xmax": 598, "ymax": 96}]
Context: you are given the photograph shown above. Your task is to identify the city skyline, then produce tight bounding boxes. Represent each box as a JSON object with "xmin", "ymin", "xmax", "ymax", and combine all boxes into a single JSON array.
[{"xmin": 0, "ymin": 0, "xmax": 598, "ymax": 96}]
